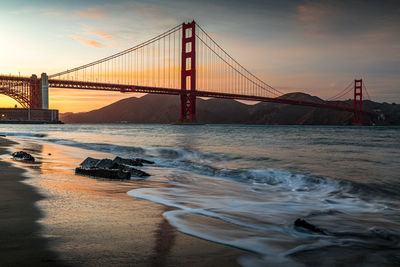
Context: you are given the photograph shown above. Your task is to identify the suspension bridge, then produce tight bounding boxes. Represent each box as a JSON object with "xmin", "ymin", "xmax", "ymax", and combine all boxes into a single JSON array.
[{"xmin": 0, "ymin": 21, "xmax": 373, "ymax": 125}]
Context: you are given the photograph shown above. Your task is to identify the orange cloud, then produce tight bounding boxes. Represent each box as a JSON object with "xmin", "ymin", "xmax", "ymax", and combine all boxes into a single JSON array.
[
  {"xmin": 77, "ymin": 8, "xmax": 108, "ymax": 19},
  {"xmin": 70, "ymin": 35, "xmax": 103, "ymax": 48},
  {"xmin": 80, "ymin": 23, "xmax": 114, "ymax": 41},
  {"xmin": 93, "ymin": 31, "xmax": 113, "ymax": 41}
]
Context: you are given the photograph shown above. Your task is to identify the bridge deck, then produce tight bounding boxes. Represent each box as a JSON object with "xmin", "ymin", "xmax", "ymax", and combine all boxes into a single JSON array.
[
  {"xmin": 48, "ymin": 79, "xmax": 370, "ymax": 114},
  {"xmin": 0, "ymin": 75, "xmax": 373, "ymax": 115}
]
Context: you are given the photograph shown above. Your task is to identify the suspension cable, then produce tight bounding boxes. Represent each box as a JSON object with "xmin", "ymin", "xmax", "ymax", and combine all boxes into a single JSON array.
[
  {"xmin": 49, "ymin": 24, "xmax": 182, "ymax": 78},
  {"xmin": 195, "ymin": 22, "xmax": 284, "ymax": 96}
]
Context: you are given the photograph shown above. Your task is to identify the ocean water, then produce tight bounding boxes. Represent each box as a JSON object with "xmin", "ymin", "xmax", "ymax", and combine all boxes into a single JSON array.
[{"xmin": 1, "ymin": 124, "xmax": 400, "ymax": 265}]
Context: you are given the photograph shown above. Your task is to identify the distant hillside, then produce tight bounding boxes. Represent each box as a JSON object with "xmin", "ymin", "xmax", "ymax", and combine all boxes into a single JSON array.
[{"xmin": 60, "ymin": 93, "xmax": 400, "ymax": 125}]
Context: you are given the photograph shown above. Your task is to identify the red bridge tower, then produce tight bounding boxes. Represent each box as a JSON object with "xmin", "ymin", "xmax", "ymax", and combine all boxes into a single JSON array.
[
  {"xmin": 353, "ymin": 79, "xmax": 363, "ymax": 125},
  {"xmin": 180, "ymin": 21, "xmax": 196, "ymax": 122}
]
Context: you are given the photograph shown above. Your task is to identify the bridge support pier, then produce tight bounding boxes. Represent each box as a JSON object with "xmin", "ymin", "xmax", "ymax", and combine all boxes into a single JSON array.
[
  {"xmin": 29, "ymin": 75, "xmax": 42, "ymax": 109},
  {"xmin": 41, "ymin": 73, "xmax": 49, "ymax": 109},
  {"xmin": 353, "ymin": 79, "xmax": 363, "ymax": 125},
  {"xmin": 180, "ymin": 21, "xmax": 196, "ymax": 122}
]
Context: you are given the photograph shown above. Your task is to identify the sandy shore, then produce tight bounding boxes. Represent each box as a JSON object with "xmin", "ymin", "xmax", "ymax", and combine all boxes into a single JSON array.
[
  {"xmin": 0, "ymin": 137, "xmax": 65, "ymax": 266},
  {"xmin": 0, "ymin": 137, "xmax": 250, "ymax": 266}
]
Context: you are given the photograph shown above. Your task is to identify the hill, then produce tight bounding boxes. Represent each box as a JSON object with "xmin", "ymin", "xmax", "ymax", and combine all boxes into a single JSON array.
[{"xmin": 60, "ymin": 93, "xmax": 400, "ymax": 125}]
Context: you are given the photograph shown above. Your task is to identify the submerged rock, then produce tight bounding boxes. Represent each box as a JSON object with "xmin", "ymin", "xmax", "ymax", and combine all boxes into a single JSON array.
[
  {"xmin": 135, "ymin": 158, "xmax": 155, "ymax": 165},
  {"xmin": 113, "ymin": 156, "xmax": 143, "ymax": 167},
  {"xmin": 113, "ymin": 156, "xmax": 154, "ymax": 166},
  {"xmin": 112, "ymin": 162, "xmax": 150, "ymax": 178},
  {"xmin": 11, "ymin": 151, "xmax": 35, "ymax": 162},
  {"xmin": 294, "ymin": 218, "xmax": 326, "ymax": 235},
  {"xmin": 129, "ymin": 168, "xmax": 150, "ymax": 178}
]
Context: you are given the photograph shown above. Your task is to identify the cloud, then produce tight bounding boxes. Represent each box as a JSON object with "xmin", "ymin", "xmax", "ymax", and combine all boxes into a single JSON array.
[
  {"xmin": 297, "ymin": 4, "xmax": 328, "ymax": 26},
  {"xmin": 69, "ymin": 35, "xmax": 103, "ymax": 48},
  {"xmin": 77, "ymin": 8, "xmax": 109, "ymax": 19},
  {"xmin": 93, "ymin": 31, "xmax": 113, "ymax": 41},
  {"xmin": 79, "ymin": 23, "xmax": 114, "ymax": 41},
  {"xmin": 296, "ymin": 3, "xmax": 338, "ymax": 38},
  {"xmin": 296, "ymin": 1, "xmax": 400, "ymax": 40}
]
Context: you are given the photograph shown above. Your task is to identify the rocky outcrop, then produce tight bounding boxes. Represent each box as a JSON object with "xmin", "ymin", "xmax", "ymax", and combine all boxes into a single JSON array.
[
  {"xmin": 11, "ymin": 151, "xmax": 35, "ymax": 162},
  {"xmin": 75, "ymin": 156, "xmax": 152, "ymax": 180}
]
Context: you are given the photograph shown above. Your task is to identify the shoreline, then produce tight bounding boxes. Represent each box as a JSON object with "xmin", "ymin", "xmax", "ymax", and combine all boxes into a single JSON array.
[
  {"xmin": 1, "ymin": 136, "xmax": 251, "ymax": 266},
  {"xmin": 0, "ymin": 137, "xmax": 65, "ymax": 266}
]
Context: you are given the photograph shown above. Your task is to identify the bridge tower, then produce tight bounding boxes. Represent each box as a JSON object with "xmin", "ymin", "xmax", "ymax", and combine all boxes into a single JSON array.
[
  {"xmin": 180, "ymin": 21, "xmax": 196, "ymax": 122},
  {"xmin": 41, "ymin": 73, "xmax": 49, "ymax": 109},
  {"xmin": 29, "ymin": 74, "xmax": 42, "ymax": 109},
  {"xmin": 353, "ymin": 79, "xmax": 363, "ymax": 125}
]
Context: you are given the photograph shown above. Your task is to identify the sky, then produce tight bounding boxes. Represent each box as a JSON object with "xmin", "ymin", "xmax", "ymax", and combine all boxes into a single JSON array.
[{"xmin": 0, "ymin": 0, "xmax": 399, "ymax": 112}]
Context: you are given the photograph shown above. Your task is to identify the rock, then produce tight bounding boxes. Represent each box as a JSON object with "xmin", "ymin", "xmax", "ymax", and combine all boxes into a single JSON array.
[
  {"xmin": 95, "ymin": 159, "xmax": 114, "ymax": 169},
  {"xmin": 135, "ymin": 158, "xmax": 155, "ymax": 165},
  {"xmin": 79, "ymin": 157, "xmax": 100, "ymax": 168},
  {"xmin": 129, "ymin": 168, "xmax": 150, "ymax": 178},
  {"xmin": 75, "ymin": 167, "xmax": 131, "ymax": 180},
  {"xmin": 294, "ymin": 218, "xmax": 326, "ymax": 235},
  {"xmin": 112, "ymin": 163, "xmax": 150, "ymax": 178},
  {"xmin": 76, "ymin": 156, "xmax": 151, "ymax": 180},
  {"xmin": 11, "ymin": 151, "xmax": 35, "ymax": 162},
  {"xmin": 112, "ymin": 156, "xmax": 143, "ymax": 167}
]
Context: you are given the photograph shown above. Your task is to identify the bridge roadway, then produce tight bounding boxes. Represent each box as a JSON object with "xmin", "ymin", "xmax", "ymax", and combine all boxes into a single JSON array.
[
  {"xmin": 0, "ymin": 75, "xmax": 373, "ymax": 115},
  {"xmin": 49, "ymin": 79, "xmax": 369, "ymax": 114}
]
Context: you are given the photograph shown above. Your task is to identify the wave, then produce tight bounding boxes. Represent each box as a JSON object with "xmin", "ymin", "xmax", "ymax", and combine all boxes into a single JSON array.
[
  {"xmin": 4, "ymin": 133, "xmax": 398, "ymax": 201},
  {"xmin": 5, "ymin": 127, "xmax": 399, "ymax": 265},
  {"xmin": 1, "ymin": 132, "xmax": 47, "ymax": 138},
  {"xmin": 9, "ymin": 136, "xmax": 397, "ymax": 199},
  {"xmin": 128, "ymin": 168, "xmax": 400, "ymax": 266}
]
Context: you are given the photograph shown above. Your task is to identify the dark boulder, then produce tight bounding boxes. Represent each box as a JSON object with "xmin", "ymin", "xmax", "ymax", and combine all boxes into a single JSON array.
[
  {"xmin": 112, "ymin": 156, "xmax": 143, "ymax": 167},
  {"xmin": 12, "ymin": 151, "xmax": 35, "ymax": 162},
  {"xmin": 76, "ymin": 156, "xmax": 151, "ymax": 180},
  {"xmin": 79, "ymin": 157, "xmax": 100, "ymax": 168},
  {"xmin": 75, "ymin": 167, "xmax": 131, "ymax": 180},
  {"xmin": 95, "ymin": 159, "xmax": 114, "ymax": 169},
  {"xmin": 294, "ymin": 218, "xmax": 326, "ymax": 235},
  {"xmin": 112, "ymin": 163, "xmax": 150, "ymax": 178}
]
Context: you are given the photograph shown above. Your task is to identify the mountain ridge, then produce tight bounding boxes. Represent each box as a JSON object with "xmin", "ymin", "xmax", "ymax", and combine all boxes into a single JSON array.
[{"xmin": 60, "ymin": 93, "xmax": 400, "ymax": 125}]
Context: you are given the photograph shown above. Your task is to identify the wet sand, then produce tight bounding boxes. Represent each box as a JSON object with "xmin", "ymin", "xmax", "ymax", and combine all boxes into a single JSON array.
[
  {"xmin": 0, "ymin": 137, "xmax": 64, "ymax": 266},
  {"xmin": 1, "ymin": 137, "xmax": 251, "ymax": 266}
]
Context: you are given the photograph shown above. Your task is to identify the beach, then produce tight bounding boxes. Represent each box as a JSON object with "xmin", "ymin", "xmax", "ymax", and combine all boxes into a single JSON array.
[
  {"xmin": 0, "ymin": 137, "xmax": 63, "ymax": 266},
  {"xmin": 1, "ymin": 124, "xmax": 399, "ymax": 266},
  {"xmin": 0, "ymin": 136, "xmax": 249, "ymax": 266}
]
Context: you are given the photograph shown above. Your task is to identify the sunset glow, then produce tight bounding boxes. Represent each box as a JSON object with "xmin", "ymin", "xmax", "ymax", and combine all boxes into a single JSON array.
[
  {"xmin": 1, "ymin": 2, "xmax": 400, "ymax": 266},
  {"xmin": 0, "ymin": 0, "xmax": 399, "ymax": 112}
]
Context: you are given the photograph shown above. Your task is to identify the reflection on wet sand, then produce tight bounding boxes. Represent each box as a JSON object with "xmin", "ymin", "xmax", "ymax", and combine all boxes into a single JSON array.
[
  {"xmin": 8, "ymin": 139, "xmax": 248, "ymax": 266},
  {"xmin": 151, "ymin": 207, "xmax": 176, "ymax": 267}
]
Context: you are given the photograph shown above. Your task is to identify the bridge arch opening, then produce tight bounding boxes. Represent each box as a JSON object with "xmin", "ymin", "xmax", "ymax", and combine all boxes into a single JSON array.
[{"xmin": 0, "ymin": 92, "xmax": 26, "ymax": 108}]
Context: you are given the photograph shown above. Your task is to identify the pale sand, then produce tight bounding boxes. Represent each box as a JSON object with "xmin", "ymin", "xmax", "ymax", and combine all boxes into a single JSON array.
[{"xmin": 0, "ymin": 137, "xmax": 251, "ymax": 266}]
